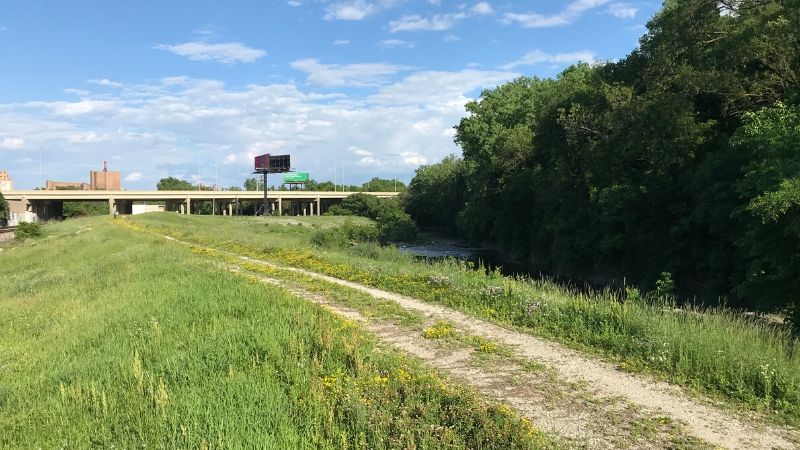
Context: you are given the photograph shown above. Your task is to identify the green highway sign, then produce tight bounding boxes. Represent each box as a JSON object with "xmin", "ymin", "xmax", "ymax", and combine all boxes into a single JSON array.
[{"xmin": 283, "ymin": 172, "xmax": 309, "ymax": 183}]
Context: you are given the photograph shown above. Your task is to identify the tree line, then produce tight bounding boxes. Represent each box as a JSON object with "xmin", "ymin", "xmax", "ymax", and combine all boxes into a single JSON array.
[{"xmin": 405, "ymin": 0, "xmax": 800, "ymax": 323}]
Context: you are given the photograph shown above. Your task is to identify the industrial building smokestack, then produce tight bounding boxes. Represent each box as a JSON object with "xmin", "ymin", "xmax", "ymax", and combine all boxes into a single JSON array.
[{"xmin": 103, "ymin": 161, "xmax": 108, "ymax": 172}]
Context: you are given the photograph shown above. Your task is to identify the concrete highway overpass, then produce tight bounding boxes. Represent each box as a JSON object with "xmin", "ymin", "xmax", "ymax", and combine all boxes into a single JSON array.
[{"xmin": 2, "ymin": 190, "xmax": 400, "ymax": 220}]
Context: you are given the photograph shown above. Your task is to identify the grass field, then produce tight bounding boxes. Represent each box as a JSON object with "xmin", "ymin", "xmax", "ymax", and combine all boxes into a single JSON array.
[
  {"xmin": 125, "ymin": 212, "xmax": 800, "ymax": 426},
  {"xmin": 0, "ymin": 217, "xmax": 554, "ymax": 449}
]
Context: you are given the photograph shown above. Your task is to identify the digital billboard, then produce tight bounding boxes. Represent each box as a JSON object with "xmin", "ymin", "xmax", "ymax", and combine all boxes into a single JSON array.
[{"xmin": 254, "ymin": 154, "xmax": 291, "ymax": 173}]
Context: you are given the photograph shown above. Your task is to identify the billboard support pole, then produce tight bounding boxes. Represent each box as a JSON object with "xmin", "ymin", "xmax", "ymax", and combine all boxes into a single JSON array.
[{"xmin": 263, "ymin": 172, "xmax": 270, "ymax": 216}]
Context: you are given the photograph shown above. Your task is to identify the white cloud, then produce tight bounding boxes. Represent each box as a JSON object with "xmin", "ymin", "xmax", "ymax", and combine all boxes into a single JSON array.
[
  {"xmin": 89, "ymin": 78, "xmax": 123, "ymax": 88},
  {"xmin": 502, "ymin": 0, "xmax": 610, "ymax": 28},
  {"xmin": 63, "ymin": 88, "xmax": 91, "ymax": 96},
  {"xmin": 607, "ymin": 3, "xmax": 637, "ymax": 18},
  {"xmin": 389, "ymin": 2, "xmax": 492, "ymax": 32},
  {"xmin": 471, "ymin": 2, "xmax": 493, "ymax": 15},
  {"xmin": 287, "ymin": 0, "xmax": 301, "ymax": 6},
  {"xmin": 35, "ymin": 100, "xmax": 119, "ymax": 116},
  {"xmin": 443, "ymin": 34, "xmax": 462, "ymax": 42},
  {"xmin": 369, "ymin": 69, "xmax": 517, "ymax": 106},
  {"xmin": 125, "ymin": 172, "xmax": 144, "ymax": 181},
  {"xmin": 333, "ymin": 39, "xmax": 351, "ymax": 45},
  {"xmin": 324, "ymin": 0, "xmax": 376, "ymax": 20},
  {"xmin": 500, "ymin": 49, "xmax": 596, "ymax": 70},
  {"xmin": 0, "ymin": 137, "xmax": 25, "ymax": 149},
  {"xmin": 378, "ymin": 39, "xmax": 414, "ymax": 48},
  {"xmin": 67, "ymin": 132, "xmax": 108, "ymax": 143},
  {"xmin": 289, "ymin": 58, "xmax": 409, "ymax": 87},
  {"xmin": 389, "ymin": 13, "xmax": 466, "ymax": 32},
  {"xmin": 154, "ymin": 41, "xmax": 265, "ymax": 64},
  {"xmin": 401, "ymin": 151, "xmax": 426, "ymax": 166},
  {"xmin": 0, "ymin": 67, "xmax": 518, "ymax": 188}
]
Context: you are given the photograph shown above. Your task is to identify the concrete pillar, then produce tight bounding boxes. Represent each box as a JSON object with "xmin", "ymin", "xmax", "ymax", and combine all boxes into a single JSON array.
[
  {"xmin": 108, "ymin": 197, "xmax": 115, "ymax": 216},
  {"xmin": 316, "ymin": 197, "xmax": 321, "ymax": 216},
  {"xmin": 228, "ymin": 203, "xmax": 233, "ymax": 216},
  {"xmin": 186, "ymin": 198, "xmax": 191, "ymax": 215},
  {"xmin": 277, "ymin": 197, "xmax": 282, "ymax": 216},
  {"xmin": 180, "ymin": 204, "xmax": 185, "ymax": 214},
  {"xmin": 303, "ymin": 206, "xmax": 307, "ymax": 216}
]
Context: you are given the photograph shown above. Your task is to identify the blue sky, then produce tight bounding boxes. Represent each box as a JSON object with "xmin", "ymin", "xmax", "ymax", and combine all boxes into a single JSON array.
[{"xmin": 0, "ymin": 0, "xmax": 659, "ymax": 189}]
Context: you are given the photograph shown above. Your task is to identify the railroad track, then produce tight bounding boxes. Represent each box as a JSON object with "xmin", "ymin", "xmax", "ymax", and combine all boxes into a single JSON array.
[{"xmin": 0, "ymin": 226, "xmax": 17, "ymax": 235}]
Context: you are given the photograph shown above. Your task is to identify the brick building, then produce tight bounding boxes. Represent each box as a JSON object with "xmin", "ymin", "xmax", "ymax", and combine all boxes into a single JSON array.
[
  {"xmin": 0, "ymin": 171, "xmax": 12, "ymax": 191},
  {"xmin": 90, "ymin": 161, "xmax": 121, "ymax": 190},
  {"xmin": 45, "ymin": 162, "xmax": 121, "ymax": 190}
]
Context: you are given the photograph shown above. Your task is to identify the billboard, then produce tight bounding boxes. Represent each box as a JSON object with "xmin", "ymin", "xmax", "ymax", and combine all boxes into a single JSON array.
[
  {"xmin": 254, "ymin": 154, "xmax": 291, "ymax": 173},
  {"xmin": 254, "ymin": 154, "xmax": 269, "ymax": 171},
  {"xmin": 283, "ymin": 172, "xmax": 309, "ymax": 183}
]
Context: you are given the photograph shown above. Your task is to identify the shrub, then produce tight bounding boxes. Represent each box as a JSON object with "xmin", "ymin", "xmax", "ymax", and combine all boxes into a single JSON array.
[
  {"xmin": 376, "ymin": 211, "xmax": 417, "ymax": 242},
  {"xmin": 311, "ymin": 220, "xmax": 380, "ymax": 248},
  {"xmin": 0, "ymin": 191, "xmax": 8, "ymax": 224},
  {"xmin": 15, "ymin": 221, "xmax": 42, "ymax": 239},
  {"xmin": 327, "ymin": 193, "xmax": 418, "ymax": 242}
]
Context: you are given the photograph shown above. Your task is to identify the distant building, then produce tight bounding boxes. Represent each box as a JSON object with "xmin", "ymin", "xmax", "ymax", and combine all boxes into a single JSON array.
[
  {"xmin": 46, "ymin": 180, "xmax": 90, "ymax": 190},
  {"xmin": 90, "ymin": 161, "xmax": 121, "ymax": 190},
  {"xmin": 45, "ymin": 161, "xmax": 122, "ymax": 190},
  {"xmin": 0, "ymin": 171, "xmax": 12, "ymax": 191}
]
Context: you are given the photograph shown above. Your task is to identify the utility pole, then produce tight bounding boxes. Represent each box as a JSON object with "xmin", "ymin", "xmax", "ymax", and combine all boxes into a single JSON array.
[{"xmin": 262, "ymin": 172, "xmax": 269, "ymax": 215}]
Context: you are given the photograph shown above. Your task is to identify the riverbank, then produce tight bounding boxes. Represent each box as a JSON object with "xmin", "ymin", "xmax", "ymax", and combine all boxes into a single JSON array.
[{"xmin": 126, "ymin": 213, "xmax": 800, "ymax": 428}]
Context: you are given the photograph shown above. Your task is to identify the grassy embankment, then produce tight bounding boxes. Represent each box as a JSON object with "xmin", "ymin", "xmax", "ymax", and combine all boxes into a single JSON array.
[
  {"xmin": 127, "ymin": 212, "xmax": 800, "ymax": 426},
  {"xmin": 0, "ymin": 217, "xmax": 554, "ymax": 449}
]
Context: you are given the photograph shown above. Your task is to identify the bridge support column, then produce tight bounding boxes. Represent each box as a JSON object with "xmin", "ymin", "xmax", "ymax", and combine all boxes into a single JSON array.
[
  {"xmin": 108, "ymin": 197, "xmax": 115, "ymax": 216},
  {"xmin": 277, "ymin": 197, "xmax": 282, "ymax": 216},
  {"xmin": 180, "ymin": 204, "xmax": 185, "ymax": 214},
  {"xmin": 316, "ymin": 197, "xmax": 321, "ymax": 216},
  {"xmin": 228, "ymin": 203, "xmax": 233, "ymax": 216},
  {"xmin": 186, "ymin": 198, "xmax": 191, "ymax": 215}
]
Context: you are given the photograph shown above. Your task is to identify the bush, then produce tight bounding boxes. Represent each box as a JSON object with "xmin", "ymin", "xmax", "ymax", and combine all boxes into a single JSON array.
[
  {"xmin": 0, "ymin": 191, "xmax": 8, "ymax": 225},
  {"xmin": 311, "ymin": 221, "xmax": 380, "ymax": 248},
  {"xmin": 15, "ymin": 221, "xmax": 42, "ymax": 239},
  {"xmin": 377, "ymin": 211, "xmax": 417, "ymax": 242},
  {"xmin": 326, "ymin": 193, "xmax": 418, "ymax": 242}
]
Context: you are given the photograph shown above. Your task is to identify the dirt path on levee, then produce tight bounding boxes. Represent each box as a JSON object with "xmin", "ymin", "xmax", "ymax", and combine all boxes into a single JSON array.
[{"xmin": 160, "ymin": 234, "xmax": 800, "ymax": 449}]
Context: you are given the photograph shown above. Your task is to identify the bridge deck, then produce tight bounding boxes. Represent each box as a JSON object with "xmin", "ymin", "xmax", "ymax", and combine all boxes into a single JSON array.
[{"xmin": 1, "ymin": 190, "xmax": 399, "ymax": 202}]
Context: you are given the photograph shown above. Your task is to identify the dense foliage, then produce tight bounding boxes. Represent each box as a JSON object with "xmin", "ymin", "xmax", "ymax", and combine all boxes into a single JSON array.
[
  {"xmin": 311, "ymin": 220, "xmax": 380, "ymax": 248},
  {"xmin": 278, "ymin": 177, "xmax": 407, "ymax": 192},
  {"xmin": 407, "ymin": 0, "xmax": 800, "ymax": 321},
  {"xmin": 0, "ymin": 191, "xmax": 7, "ymax": 224},
  {"xmin": 327, "ymin": 193, "xmax": 417, "ymax": 242},
  {"xmin": 63, "ymin": 201, "xmax": 109, "ymax": 218},
  {"xmin": 156, "ymin": 177, "xmax": 195, "ymax": 190},
  {"xmin": 405, "ymin": 155, "xmax": 466, "ymax": 233},
  {"xmin": 14, "ymin": 221, "xmax": 41, "ymax": 239}
]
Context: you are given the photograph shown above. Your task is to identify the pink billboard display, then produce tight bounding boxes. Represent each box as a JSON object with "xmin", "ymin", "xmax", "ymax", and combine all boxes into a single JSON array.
[{"xmin": 254, "ymin": 154, "xmax": 270, "ymax": 171}]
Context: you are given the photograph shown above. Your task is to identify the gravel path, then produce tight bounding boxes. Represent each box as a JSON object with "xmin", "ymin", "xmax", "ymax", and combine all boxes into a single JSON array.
[{"xmin": 160, "ymin": 234, "xmax": 800, "ymax": 449}]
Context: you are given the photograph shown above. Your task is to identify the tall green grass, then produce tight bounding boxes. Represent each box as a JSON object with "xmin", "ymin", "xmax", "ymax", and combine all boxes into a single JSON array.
[
  {"xmin": 0, "ymin": 217, "xmax": 553, "ymax": 449},
  {"xmin": 128, "ymin": 213, "xmax": 800, "ymax": 426}
]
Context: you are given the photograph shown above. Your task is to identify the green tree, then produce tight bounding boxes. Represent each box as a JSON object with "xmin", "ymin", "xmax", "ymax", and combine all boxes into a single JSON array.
[
  {"xmin": 406, "ymin": 155, "xmax": 465, "ymax": 232},
  {"xmin": 244, "ymin": 178, "xmax": 259, "ymax": 191},
  {"xmin": 157, "ymin": 177, "xmax": 194, "ymax": 190},
  {"xmin": 326, "ymin": 193, "xmax": 417, "ymax": 242},
  {"xmin": 361, "ymin": 177, "xmax": 406, "ymax": 192},
  {"xmin": 731, "ymin": 103, "xmax": 800, "ymax": 324},
  {"xmin": 443, "ymin": 0, "xmax": 800, "ymax": 316},
  {"xmin": 0, "ymin": 191, "xmax": 8, "ymax": 224}
]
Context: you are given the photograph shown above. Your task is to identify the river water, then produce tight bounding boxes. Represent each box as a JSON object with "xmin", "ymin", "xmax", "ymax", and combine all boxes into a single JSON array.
[
  {"xmin": 397, "ymin": 233, "xmax": 609, "ymax": 293},
  {"xmin": 397, "ymin": 235, "xmax": 530, "ymax": 278}
]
